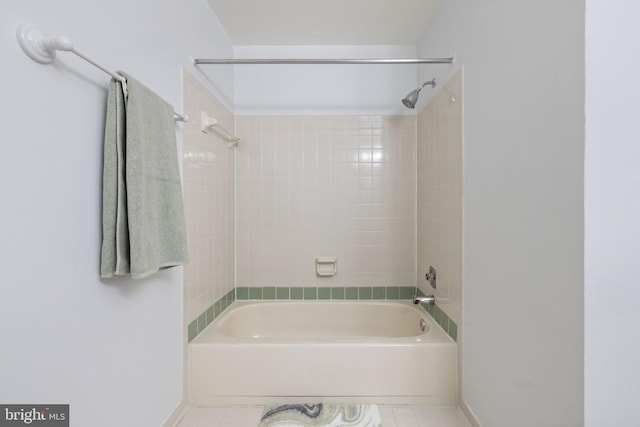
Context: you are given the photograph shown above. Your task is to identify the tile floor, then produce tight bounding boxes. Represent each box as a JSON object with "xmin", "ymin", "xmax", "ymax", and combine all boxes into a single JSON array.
[{"xmin": 175, "ymin": 405, "xmax": 472, "ymax": 427}]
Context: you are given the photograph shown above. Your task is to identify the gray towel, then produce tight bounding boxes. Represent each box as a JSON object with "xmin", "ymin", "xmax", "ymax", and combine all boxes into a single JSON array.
[{"xmin": 101, "ymin": 73, "xmax": 188, "ymax": 279}]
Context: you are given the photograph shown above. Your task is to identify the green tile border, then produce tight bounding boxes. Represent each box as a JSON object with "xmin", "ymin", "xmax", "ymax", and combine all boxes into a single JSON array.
[
  {"xmin": 399, "ymin": 286, "xmax": 414, "ymax": 299},
  {"xmin": 187, "ymin": 288, "xmax": 235, "ymax": 343},
  {"xmin": 276, "ymin": 287, "xmax": 289, "ymax": 299},
  {"xmin": 416, "ymin": 288, "xmax": 458, "ymax": 342},
  {"xmin": 263, "ymin": 287, "xmax": 276, "ymax": 300},
  {"xmin": 187, "ymin": 320, "xmax": 198, "ymax": 342},
  {"xmin": 290, "ymin": 287, "xmax": 303, "ymax": 300},
  {"xmin": 236, "ymin": 287, "xmax": 248, "ymax": 300},
  {"xmin": 189, "ymin": 286, "xmax": 458, "ymax": 343},
  {"xmin": 372, "ymin": 287, "xmax": 386, "ymax": 300},
  {"xmin": 386, "ymin": 287, "xmax": 400, "ymax": 299},
  {"xmin": 249, "ymin": 287, "xmax": 263, "ymax": 299},
  {"xmin": 317, "ymin": 287, "xmax": 331, "ymax": 300},
  {"xmin": 233, "ymin": 286, "xmax": 416, "ymax": 302},
  {"xmin": 345, "ymin": 287, "xmax": 358, "ymax": 300},
  {"xmin": 358, "ymin": 287, "xmax": 372, "ymax": 300},
  {"xmin": 331, "ymin": 287, "xmax": 345, "ymax": 299},
  {"xmin": 303, "ymin": 287, "xmax": 317, "ymax": 300}
]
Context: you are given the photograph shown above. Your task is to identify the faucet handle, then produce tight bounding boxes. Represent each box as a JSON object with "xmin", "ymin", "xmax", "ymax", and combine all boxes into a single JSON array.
[{"xmin": 425, "ymin": 266, "xmax": 437, "ymax": 288}]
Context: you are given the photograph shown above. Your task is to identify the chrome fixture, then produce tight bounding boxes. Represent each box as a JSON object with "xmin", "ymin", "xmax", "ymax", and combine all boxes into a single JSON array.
[
  {"xmin": 402, "ymin": 78, "xmax": 436, "ymax": 109},
  {"xmin": 419, "ymin": 319, "xmax": 427, "ymax": 332},
  {"xmin": 425, "ymin": 266, "xmax": 437, "ymax": 289},
  {"xmin": 413, "ymin": 295, "xmax": 435, "ymax": 305}
]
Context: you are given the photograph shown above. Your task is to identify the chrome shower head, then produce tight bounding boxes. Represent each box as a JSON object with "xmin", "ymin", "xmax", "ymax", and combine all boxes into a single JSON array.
[
  {"xmin": 402, "ymin": 90, "xmax": 420, "ymax": 109},
  {"xmin": 402, "ymin": 79, "xmax": 436, "ymax": 109}
]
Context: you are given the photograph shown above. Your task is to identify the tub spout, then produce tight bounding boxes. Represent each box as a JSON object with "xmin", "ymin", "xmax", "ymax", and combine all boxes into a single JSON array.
[{"xmin": 413, "ymin": 295, "xmax": 435, "ymax": 305}]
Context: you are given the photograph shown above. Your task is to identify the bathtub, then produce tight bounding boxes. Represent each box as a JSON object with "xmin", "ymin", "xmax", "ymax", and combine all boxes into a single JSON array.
[{"xmin": 188, "ymin": 301, "xmax": 457, "ymax": 405}]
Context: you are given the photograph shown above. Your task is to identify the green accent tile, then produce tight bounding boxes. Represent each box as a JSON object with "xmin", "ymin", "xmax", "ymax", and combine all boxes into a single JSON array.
[
  {"xmin": 331, "ymin": 287, "xmax": 345, "ymax": 300},
  {"xmin": 206, "ymin": 306, "xmax": 214, "ymax": 325},
  {"xmin": 434, "ymin": 305, "xmax": 443, "ymax": 325},
  {"xmin": 276, "ymin": 287, "xmax": 289, "ymax": 300},
  {"xmin": 372, "ymin": 287, "xmax": 386, "ymax": 300},
  {"xmin": 317, "ymin": 287, "xmax": 331, "ymax": 300},
  {"xmin": 236, "ymin": 287, "xmax": 249, "ymax": 300},
  {"xmin": 227, "ymin": 289, "xmax": 235, "ymax": 303},
  {"xmin": 449, "ymin": 321, "xmax": 458, "ymax": 342},
  {"xmin": 249, "ymin": 287, "xmax": 263, "ymax": 299},
  {"xmin": 358, "ymin": 287, "xmax": 372, "ymax": 300},
  {"xmin": 386, "ymin": 287, "xmax": 400, "ymax": 299},
  {"xmin": 290, "ymin": 287, "xmax": 304, "ymax": 300},
  {"xmin": 263, "ymin": 287, "xmax": 276, "ymax": 300},
  {"xmin": 440, "ymin": 313, "xmax": 449, "ymax": 334},
  {"xmin": 345, "ymin": 287, "xmax": 358, "ymax": 300},
  {"xmin": 399, "ymin": 286, "xmax": 415, "ymax": 300},
  {"xmin": 304, "ymin": 287, "xmax": 317, "ymax": 300},
  {"xmin": 214, "ymin": 301, "xmax": 221, "ymax": 318},
  {"xmin": 188, "ymin": 320, "xmax": 198, "ymax": 342},
  {"xmin": 428, "ymin": 303, "xmax": 435, "ymax": 316},
  {"xmin": 197, "ymin": 312, "xmax": 207, "ymax": 334}
]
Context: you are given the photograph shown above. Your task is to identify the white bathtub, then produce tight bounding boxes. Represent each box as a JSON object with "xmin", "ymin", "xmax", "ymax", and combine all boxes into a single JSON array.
[{"xmin": 188, "ymin": 301, "xmax": 457, "ymax": 405}]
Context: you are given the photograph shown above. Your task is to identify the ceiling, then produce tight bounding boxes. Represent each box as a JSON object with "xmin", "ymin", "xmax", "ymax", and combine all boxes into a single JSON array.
[{"xmin": 206, "ymin": 0, "xmax": 442, "ymax": 46}]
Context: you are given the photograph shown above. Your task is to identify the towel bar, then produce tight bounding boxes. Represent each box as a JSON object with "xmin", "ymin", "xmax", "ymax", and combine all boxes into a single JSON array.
[{"xmin": 16, "ymin": 24, "xmax": 188, "ymax": 123}]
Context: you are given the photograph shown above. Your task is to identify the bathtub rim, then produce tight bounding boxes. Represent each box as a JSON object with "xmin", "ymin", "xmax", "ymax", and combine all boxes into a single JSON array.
[{"xmin": 190, "ymin": 299, "xmax": 454, "ymax": 346}]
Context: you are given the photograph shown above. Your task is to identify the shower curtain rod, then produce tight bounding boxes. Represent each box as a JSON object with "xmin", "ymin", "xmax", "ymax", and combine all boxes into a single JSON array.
[{"xmin": 193, "ymin": 57, "xmax": 456, "ymax": 65}]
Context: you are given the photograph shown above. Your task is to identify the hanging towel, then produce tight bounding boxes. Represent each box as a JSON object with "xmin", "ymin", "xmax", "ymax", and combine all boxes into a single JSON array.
[{"xmin": 101, "ymin": 72, "xmax": 188, "ymax": 279}]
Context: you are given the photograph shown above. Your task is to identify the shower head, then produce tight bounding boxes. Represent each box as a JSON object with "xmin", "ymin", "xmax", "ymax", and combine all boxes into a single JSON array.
[{"xmin": 402, "ymin": 78, "xmax": 436, "ymax": 109}]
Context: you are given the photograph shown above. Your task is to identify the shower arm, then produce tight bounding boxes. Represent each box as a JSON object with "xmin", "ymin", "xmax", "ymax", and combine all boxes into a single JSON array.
[{"xmin": 417, "ymin": 79, "xmax": 437, "ymax": 92}]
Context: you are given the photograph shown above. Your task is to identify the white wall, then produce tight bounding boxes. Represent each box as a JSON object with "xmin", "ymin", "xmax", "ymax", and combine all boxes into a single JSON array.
[
  {"xmin": 233, "ymin": 45, "xmax": 418, "ymax": 115},
  {"xmin": 0, "ymin": 1, "xmax": 233, "ymax": 426},
  {"xmin": 418, "ymin": 1, "xmax": 584, "ymax": 426},
  {"xmin": 585, "ymin": 1, "xmax": 640, "ymax": 425}
]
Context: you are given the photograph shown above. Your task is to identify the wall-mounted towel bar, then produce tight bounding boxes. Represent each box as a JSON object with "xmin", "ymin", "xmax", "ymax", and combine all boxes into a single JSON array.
[
  {"xmin": 200, "ymin": 111, "xmax": 241, "ymax": 148},
  {"xmin": 16, "ymin": 24, "xmax": 188, "ymax": 123}
]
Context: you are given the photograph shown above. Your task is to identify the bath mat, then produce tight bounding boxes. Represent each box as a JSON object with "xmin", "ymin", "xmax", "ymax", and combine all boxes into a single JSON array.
[{"xmin": 259, "ymin": 403, "xmax": 382, "ymax": 427}]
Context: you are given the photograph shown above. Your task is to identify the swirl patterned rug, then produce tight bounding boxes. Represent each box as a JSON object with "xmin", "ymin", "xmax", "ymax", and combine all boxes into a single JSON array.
[{"xmin": 258, "ymin": 403, "xmax": 382, "ymax": 427}]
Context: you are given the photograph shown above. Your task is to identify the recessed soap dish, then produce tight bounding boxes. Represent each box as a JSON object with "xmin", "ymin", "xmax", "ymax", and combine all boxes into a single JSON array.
[{"xmin": 316, "ymin": 257, "xmax": 337, "ymax": 277}]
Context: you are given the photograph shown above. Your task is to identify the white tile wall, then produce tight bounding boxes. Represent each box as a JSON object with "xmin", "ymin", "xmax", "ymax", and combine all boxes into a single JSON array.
[
  {"xmin": 182, "ymin": 70, "xmax": 235, "ymax": 325},
  {"xmin": 235, "ymin": 116, "xmax": 416, "ymax": 288},
  {"xmin": 417, "ymin": 70, "xmax": 463, "ymax": 326}
]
